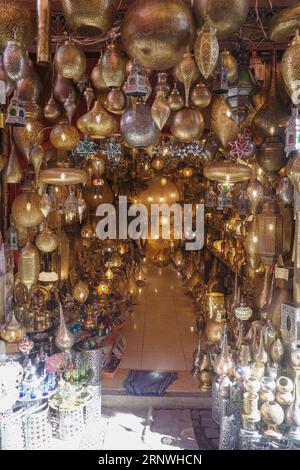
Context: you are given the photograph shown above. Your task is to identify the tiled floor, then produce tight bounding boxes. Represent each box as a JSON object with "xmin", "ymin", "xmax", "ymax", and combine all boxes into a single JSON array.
[{"xmin": 120, "ymin": 266, "xmax": 198, "ymax": 372}]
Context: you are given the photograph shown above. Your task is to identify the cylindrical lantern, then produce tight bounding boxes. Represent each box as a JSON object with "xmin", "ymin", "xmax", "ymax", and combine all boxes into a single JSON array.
[{"xmin": 257, "ymin": 200, "xmax": 283, "ymax": 266}]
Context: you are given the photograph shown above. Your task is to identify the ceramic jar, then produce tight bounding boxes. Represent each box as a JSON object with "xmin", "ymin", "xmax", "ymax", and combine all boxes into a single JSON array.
[
  {"xmin": 259, "ymin": 377, "xmax": 276, "ymax": 403},
  {"xmin": 276, "ymin": 376, "xmax": 293, "ymax": 406}
]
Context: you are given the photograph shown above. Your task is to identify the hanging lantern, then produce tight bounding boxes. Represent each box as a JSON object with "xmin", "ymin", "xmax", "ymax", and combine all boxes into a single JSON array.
[
  {"xmin": 226, "ymin": 65, "xmax": 253, "ymax": 124},
  {"xmin": 257, "ymin": 199, "xmax": 283, "ymax": 266},
  {"xmin": 247, "ymin": 179, "xmax": 264, "ymax": 214},
  {"xmin": 77, "ymin": 97, "xmax": 119, "ymax": 139},
  {"xmin": 73, "ymin": 281, "xmax": 89, "ymax": 304},
  {"xmin": 256, "ymin": 137, "xmax": 286, "ymax": 174},
  {"xmin": 61, "ymin": 0, "xmax": 118, "ymax": 37},
  {"xmin": 91, "ymin": 56, "xmax": 107, "ymax": 92},
  {"xmin": 18, "ymin": 240, "xmax": 40, "ymax": 292},
  {"xmin": 84, "ymin": 86, "xmax": 95, "ymax": 112},
  {"xmin": 124, "ymin": 60, "xmax": 147, "ymax": 98},
  {"xmin": 121, "ymin": 101, "xmax": 160, "ymax": 148},
  {"xmin": 12, "ymin": 181, "xmax": 45, "ymax": 228},
  {"xmin": 212, "ymin": 55, "xmax": 229, "ymax": 94},
  {"xmin": 177, "ymin": 51, "xmax": 199, "ymax": 107},
  {"xmin": 39, "ymin": 168, "xmax": 87, "ymax": 186},
  {"xmin": 151, "ymin": 90, "xmax": 170, "ymax": 131},
  {"xmin": 281, "ymin": 31, "xmax": 300, "ymax": 106},
  {"xmin": 3, "ymin": 38, "xmax": 27, "ymax": 82},
  {"xmin": 171, "ymin": 107, "xmax": 204, "ymax": 144},
  {"xmin": 191, "ymin": 83, "xmax": 211, "ymax": 109},
  {"xmin": 252, "ymin": 50, "xmax": 288, "ymax": 139},
  {"xmin": 194, "ymin": 22, "xmax": 219, "ymax": 80},
  {"xmin": 6, "ymin": 91, "xmax": 25, "ymax": 127},
  {"xmin": 13, "ymin": 115, "xmax": 44, "ymax": 161},
  {"xmin": 222, "ymin": 50, "xmax": 238, "ymax": 83},
  {"xmin": 285, "ymin": 106, "xmax": 300, "ymax": 157},
  {"xmin": 39, "ymin": 193, "xmax": 53, "ymax": 218},
  {"xmin": 64, "ymin": 188, "xmax": 78, "ymax": 224},
  {"xmin": 54, "ymin": 39, "xmax": 86, "ymax": 81},
  {"xmin": 193, "ymin": 0, "xmax": 250, "ymax": 40},
  {"xmin": 43, "ymin": 94, "xmax": 61, "ymax": 122},
  {"xmin": 50, "ymin": 120, "xmax": 80, "ymax": 151},
  {"xmin": 97, "ymin": 280, "xmax": 110, "ymax": 297},
  {"xmin": 168, "ymin": 83, "xmax": 184, "ymax": 111},
  {"xmin": 64, "ymin": 93, "xmax": 77, "ymax": 124},
  {"xmin": 250, "ymin": 51, "xmax": 266, "ymax": 83},
  {"xmin": 35, "ymin": 224, "xmax": 58, "ymax": 253},
  {"xmin": 204, "ymin": 160, "xmax": 251, "ymax": 183},
  {"xmin": 4, "ymin": 143, "xmax": 22, "ymax": 184},
  {"xmin": 30, "ymin": 144, "xmax": 44, "ymax": 185},
  {"xmin": 203, "ymin": 187, "xmax": 215, "ymax": 210},
  {"xmin": 121, "ymin": 0, "xmax": 196, "ymax": 71},
  {"xmin": 104, "ymin": 88, "xmax": 126, "ymax": 115},
  {"xmin": 101, "ymin": 41, "xmax": 126, "ymax": 89},
  {"xmin": 211, "ymin": 96, "xmax": 239, "ymax": 149}
]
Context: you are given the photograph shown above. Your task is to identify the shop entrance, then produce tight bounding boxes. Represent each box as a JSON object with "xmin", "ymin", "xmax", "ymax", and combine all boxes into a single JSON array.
[{"xmin": 120, "ymin": 265, "xmax": 198, "ymax": 371}]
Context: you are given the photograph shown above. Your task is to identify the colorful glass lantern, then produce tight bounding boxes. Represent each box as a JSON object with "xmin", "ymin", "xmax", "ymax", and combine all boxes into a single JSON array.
[
  {"xmin": 285, "ymin": 106, "xmax": 300, "ymax": 157},
  {"xmin": 257, "ymin": 199, "xmax": 283, "ymax": 266},
  {"xmin": 97, "ymin": 281, "xmax": 110, "ymax": 297},
  {"xmin": 124, "ymin": 61, "xmax": 147, "ymax": 98},
  {"xmin": 226, "ymin": 65, "xmax": 253, "ymax": 124},
  {"xmin": 6, "ymin": 91, "xmax": 26, "ymax": 127}
]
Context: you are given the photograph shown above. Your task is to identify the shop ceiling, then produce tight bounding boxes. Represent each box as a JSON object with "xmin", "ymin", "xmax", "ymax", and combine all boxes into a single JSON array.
[{"xmin": 22, "ymin": 0, "xmax": 295, "ymax": 53}]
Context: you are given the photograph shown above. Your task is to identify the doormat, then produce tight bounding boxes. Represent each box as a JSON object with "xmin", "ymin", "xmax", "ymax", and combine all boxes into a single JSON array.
[{"xmin": 124, "ymin": 370, "xmax": 177, "ymax": 396}]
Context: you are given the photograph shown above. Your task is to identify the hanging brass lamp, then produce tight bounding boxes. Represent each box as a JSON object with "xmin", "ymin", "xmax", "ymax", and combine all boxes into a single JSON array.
[
  {"xmin": 12, "ymin": 180, "xmax": 45, "ymax": 228},
  {"xmin": 194, "ymin": 22, "xmax": 219, "ymax": 80},
  {"xmin": 171, "ymin": 107, "xmax": 204, "ymax": 143},
  {"xmin": 61, "ymin": 0, "xmax": 119, "ymax": 37},
  {"xmin": 54, "ymin": 39, "xmax": 86, "ymax": 81},
  {"xmin": 252, "ymin": 50, "xmax": 288, "ymax": 139},
  {"xmin": 211, "ymin": 95, "xmax": 239, "ymax": 149},
  {"xmin": 19, "ymin": 240, "xmax": 40, "ymax": 292},
  {"xmin": 281, "ymin": 30, "xmax": 300, "ymax": 106},
  {"xmin": 121, "ymin": 0, "xmax": 196, "ymax": 71},
  {"xmin": 77, "ymin": 97, "xmax": 119, "ymax": 139},
  {"xmin": 193, "ymin": 0, "xmax": 250, "ymax": 40},
  {"xmin": 203, "ymin": 159, "xmax": 251, "ymax": 183},
  {"xmin": 101, "ymin": 41, "xmax": 126, "ymax": 89}
]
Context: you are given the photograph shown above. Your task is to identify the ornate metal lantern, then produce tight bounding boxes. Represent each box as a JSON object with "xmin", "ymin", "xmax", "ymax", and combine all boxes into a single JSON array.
[{"xmin": 257, "ymin": 199, "xmax": 283, "ymax": 266}]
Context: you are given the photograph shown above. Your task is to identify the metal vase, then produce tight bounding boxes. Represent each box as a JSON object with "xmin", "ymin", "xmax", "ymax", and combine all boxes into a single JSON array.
[{"xmin": 55, "ymin": 303, "xmax": 75, "ymax": 352}]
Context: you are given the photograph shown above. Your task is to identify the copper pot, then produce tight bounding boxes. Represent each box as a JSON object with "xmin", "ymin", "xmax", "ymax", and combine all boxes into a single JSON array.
[{"xmin": 121, "ymin": 0, "xmax": 196, "ymax": 71}]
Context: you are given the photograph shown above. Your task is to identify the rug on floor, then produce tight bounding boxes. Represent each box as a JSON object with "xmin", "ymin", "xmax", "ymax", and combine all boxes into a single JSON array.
[{"xmin": 124, "ymin": 370, "xmax": 177, "ymax": 396}]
